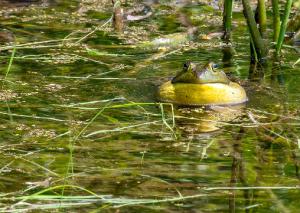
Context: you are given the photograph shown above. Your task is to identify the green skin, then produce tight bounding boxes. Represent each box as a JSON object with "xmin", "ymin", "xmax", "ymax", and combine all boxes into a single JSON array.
[{"xmin": 171, "ymin": 62, "xmax": 230, "ymax": 84}]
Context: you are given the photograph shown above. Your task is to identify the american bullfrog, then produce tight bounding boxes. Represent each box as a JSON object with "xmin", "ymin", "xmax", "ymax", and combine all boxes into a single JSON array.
[{"xmin": 158, "ymin": 62, "xmax": 248, "ymax": 106}]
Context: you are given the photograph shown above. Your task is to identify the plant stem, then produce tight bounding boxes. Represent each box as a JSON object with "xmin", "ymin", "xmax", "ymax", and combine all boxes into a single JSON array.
[
  {"xmin": 4, "ymin": 45, "xmax": 16, "ymax": 81},
  {"xmin": 257, "ymin": 0, "xmax": 267, "ymax": 37},
  {"xmin": 223, "ymin": 0, "xmax": 233, "ymax": 41},
  {"xmin": 250, "ymin": 37, "xmax": 258, "ymax": 63},
  {"xmin": 242, "ymin": 0, "xmax": 267, "ymax": 61},
  {"xmin": 271, "ymin": 0, "xmax": 280, "ymax": 42},
  {"xmin": 276, "ymin": 0, "xmax": 293, "ymax": 55}
]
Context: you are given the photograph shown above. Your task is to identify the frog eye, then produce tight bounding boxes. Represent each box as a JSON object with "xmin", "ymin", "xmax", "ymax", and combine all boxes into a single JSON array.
[
  {"xmin": 183, "ymin": 61, "xmax": 191, "ymax": 70},
  {"xmin": 210, "ymin": 63, "xmax": 219, "ymax": 72},
  {"xmin": 212, "ymin": 63, "xmax": 219, "ymax": 69}
]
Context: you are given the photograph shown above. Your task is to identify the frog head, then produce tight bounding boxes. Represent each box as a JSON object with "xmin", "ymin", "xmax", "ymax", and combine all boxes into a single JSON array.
[{"xmin": 172, "ymin": 62, "xmax": 230, "ymax": 84}]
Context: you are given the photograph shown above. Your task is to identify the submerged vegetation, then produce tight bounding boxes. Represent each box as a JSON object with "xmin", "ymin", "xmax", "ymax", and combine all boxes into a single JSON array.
[{"xmin": 0, "ymin": 0, "xmax": 299, "ymax": 212}]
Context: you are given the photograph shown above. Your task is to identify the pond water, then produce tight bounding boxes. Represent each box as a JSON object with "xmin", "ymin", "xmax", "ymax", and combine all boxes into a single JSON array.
[{"xmin": 0, "ymin": 0, "xmax": 299, "ymax": 212}]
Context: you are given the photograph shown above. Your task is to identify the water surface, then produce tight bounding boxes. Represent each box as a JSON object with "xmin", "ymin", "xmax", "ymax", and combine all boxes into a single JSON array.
[{"xmin": 0, "ymin": 1, "xmax": 299, "ymax": 212}]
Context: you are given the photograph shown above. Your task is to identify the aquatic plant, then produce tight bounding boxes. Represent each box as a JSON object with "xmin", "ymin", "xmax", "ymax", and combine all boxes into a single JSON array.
[
  {"xmin": 242, "ymin": 0, "xmax": 266, "ymax": 62},
  {"xmin": 223, "ymin": 0, "xmax": 295, "ymax": 62},
  {"xmin": 276, "ymin": 0, "xmax": 293, "ymax": 55},
  {"xmin": 257, "ymin": 0, "xmax": 267, "ymax": 37},
  {"xmin": 223, "ymin": 0, "xmax": 233, "ymax": 41}
]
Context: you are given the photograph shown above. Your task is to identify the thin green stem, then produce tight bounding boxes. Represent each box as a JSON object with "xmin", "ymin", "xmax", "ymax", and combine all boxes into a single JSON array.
[
  {"xmin": 223, "ymin": 0, "xmax": 233, "ymax": 40},
  {"xmin": 250, "ymin": 37, "xmax": 258, "ymax": 62},
  {"xmin": 62, "ymin": 101, "xmax": 111, "ymax": 195},
  {"xmin": 271, "ymin": 0, "xmax": 280, "ymax": 42},
  {"xmin": 3, "ymin": 45, "xmax": 16, "ymax": 81},
  {"xmin": 276, "ymin": 0, "xmax": 293, "ymax": 55},
  {"xmin": 257, "ymin": 0, "xmax": 267, "ymax": 37}
]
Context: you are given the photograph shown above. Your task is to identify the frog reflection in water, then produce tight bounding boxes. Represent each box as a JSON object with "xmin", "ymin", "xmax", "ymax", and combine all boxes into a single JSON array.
[{"xmin": 171, "ymin": 61, "xmax": 230, "ymax": 85}]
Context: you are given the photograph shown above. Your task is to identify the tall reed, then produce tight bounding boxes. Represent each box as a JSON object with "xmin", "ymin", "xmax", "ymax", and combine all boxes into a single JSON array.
[
  {"xmin": 223, "ymin": 0, "xmax": 233, "ymax": 41},
  {"xmin": 271, "ymin": 0, "xmax": 280, "ymax": 42},
  {"xmin": 242, "ymin": 0, "xmax": 266, "ymax": 61},
  {"xmin": 276, "ymin": 0, "xmax": 293, "ymax": 55},
  {"xmin": 257, "ymin": 0, "xmax": 267, "ymax": 37}
]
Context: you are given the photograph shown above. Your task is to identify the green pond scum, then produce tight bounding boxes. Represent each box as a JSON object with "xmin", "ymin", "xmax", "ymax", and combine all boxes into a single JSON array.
[{"xmin": 0, "ymin": 0, "xmax": 299, "ymax": 212}]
